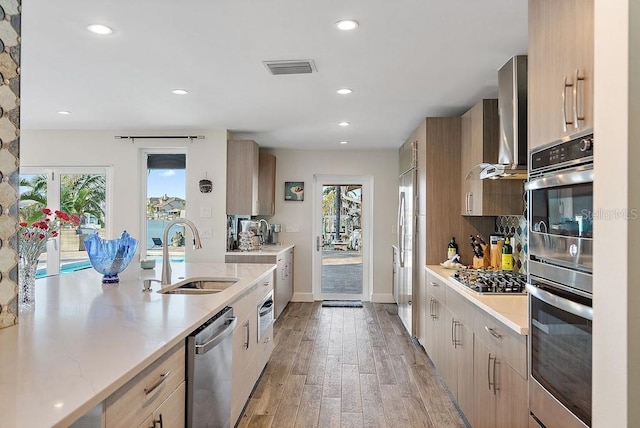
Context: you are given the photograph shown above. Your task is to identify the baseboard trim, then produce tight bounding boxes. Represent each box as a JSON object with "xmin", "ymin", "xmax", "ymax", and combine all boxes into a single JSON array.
[
  {"xmin": 291, "ymin": 292, "xmax": 315, "ymax": 302},
  {"xmin": 370, "ymin": 293, "xmax": 395, "ymax": 303}
]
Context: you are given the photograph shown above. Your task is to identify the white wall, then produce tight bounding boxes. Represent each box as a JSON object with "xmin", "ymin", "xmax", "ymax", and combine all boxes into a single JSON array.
[
  {"xmin": 261, "ymin": 148, "xmax": 398, "ymax": 302},
  {"xmin": 21, "ymin": 130, "xmax": 228, "ymax": 262},
  {"xmin": 593, "ymin": 1, "xmax": 640, "ymax": 425}
]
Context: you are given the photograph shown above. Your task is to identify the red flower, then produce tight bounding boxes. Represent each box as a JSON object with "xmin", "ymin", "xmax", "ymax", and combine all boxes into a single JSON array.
[
  {"xmin": 42, "ymin": 208, "xmax": 52, "ymax": 215},
  {"xmin": 19, "ymin": 222, "xmax": 27, "ymax": 227}
]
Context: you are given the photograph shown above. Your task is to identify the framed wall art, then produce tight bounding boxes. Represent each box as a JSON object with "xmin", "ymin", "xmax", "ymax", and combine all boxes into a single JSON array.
[{"xmin": 285, "ymin": 181, "xmax": 304, "ymax": 201}]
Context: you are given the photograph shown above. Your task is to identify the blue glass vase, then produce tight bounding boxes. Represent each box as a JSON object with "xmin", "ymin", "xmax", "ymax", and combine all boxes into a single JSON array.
[{"xmin": 84, "ymin": 231, "xmax": 139, "ymax": 283}]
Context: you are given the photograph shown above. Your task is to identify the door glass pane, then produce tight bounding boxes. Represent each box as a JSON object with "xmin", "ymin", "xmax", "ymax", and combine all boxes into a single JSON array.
[
  {"xmin": 19, "ymin": 173, "xmax": 49, "ymax": 276},
  {"xmin": 146, "ymin": 158, "xmax": 186, "ymax": 262},
  {"xmin": 321, "ymin": 185, "xmax": 363, "ymax": 296},
  {"xmin": 59, "ymin": 173, "xmax": 107, "ymax": 274}
]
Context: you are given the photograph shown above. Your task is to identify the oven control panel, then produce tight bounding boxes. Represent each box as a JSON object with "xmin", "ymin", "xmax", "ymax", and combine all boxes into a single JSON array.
[{"xmin": 531, "ymin": 134, "xmax": 594, "ymax": 171}]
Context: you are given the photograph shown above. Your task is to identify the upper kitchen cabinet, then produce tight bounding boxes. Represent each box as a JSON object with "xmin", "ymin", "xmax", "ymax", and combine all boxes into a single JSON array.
[
  {"xmin": 528, "ymin": 0, "xmax": 594, "ymax": 150},
  {"xmin": 258, "ymin": 153, "xmax": 276, "ymax": 216},
  {"xmin": 460, "ymin": 99, "xmax": 524, "ymax": 216},
  {"xmin": 227, "ymin": 140, "xmax": 259, "ymax": 215}
]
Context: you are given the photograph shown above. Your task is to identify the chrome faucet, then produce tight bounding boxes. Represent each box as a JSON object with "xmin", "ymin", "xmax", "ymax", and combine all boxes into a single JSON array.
[
  {"xmin": 161, "ymin": 218, "xmax": 203, "ymax": 285},
  {"xmin": 258, "ymin": 219, "xmax": 270, "ymax": 245}
]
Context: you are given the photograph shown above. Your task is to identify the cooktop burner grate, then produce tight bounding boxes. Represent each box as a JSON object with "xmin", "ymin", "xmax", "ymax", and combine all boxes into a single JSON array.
[{"xmin": 451, "ymin": 268, "xmax": 527, "ymax": 294}]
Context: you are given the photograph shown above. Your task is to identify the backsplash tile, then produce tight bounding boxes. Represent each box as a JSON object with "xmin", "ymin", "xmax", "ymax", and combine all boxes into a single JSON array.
[
  {"xmin": 0, "ymin": 1, "xmax": 19, "ymax": 329},
  {"xmin": 495, "ymin": 215, "xmax": 528, "ymax": 274}
]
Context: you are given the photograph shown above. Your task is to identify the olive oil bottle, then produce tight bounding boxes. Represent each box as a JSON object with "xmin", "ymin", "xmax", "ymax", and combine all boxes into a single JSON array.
[{"xmin": 501, "ymin": 236, "xmax": 513, "ymax": 271}]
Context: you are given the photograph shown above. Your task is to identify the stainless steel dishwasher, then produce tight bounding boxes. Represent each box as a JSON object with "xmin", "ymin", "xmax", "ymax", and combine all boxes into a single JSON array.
[{"xmin": 186, "ymin": 306, "xmax": 237, "ymax": 428}]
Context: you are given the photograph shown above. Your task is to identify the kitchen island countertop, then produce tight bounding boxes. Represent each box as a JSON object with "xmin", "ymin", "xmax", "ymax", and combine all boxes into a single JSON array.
[
  {"xmin": 0, "ymin": 261, "xmax": 276, "ymax": 428},
  {"xmin": 426, "ymin": 265, "xmax": 528, "ymax": 335}
]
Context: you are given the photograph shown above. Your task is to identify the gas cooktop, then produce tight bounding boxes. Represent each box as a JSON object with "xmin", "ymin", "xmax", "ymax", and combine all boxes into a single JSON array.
[{"xmin": 451, "ymin": 269, "xmax": 527, "ymax": 294}]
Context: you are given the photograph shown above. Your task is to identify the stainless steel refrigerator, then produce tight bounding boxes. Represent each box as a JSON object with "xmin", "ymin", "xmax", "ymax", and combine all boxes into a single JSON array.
[{"xmin": 395, "ymin": 140, "xmax": 417, "ymax": 336}]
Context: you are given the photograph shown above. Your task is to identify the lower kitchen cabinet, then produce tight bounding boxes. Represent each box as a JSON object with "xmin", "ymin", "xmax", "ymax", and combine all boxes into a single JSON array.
[
  {"xmin": 230, "ymin": 272, "xmax": 274, "ymax": 425},
  {"xmin": 473, "ymin": 337, "xmax": 528, "ymax": 428},
  {"xmin": 424, "ymin": 268, "xmax": 528, "ymax": 427},
  {"xmin": 105, "ymin": 342, "xmax": 185, "ymax": 428},
  {"xmin": 225, "ymin": 246, "xmax": 294, "ymax": 318}
]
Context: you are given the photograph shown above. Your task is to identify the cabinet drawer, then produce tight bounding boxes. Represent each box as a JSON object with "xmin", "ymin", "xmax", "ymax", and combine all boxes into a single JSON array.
[
  {"xmin": 255, "ymin": 272, "xmax": 274, "ymax": 302},
  {"xmin": 230, "ymin": 284, "xmax": 258, "ymax": 324},
  {"xmin": 445, "ymin": 287, "xmax": 474, "ymax": 327},
  {"xmin": 106, "ymin": 342, "xmax": 185, "ymax": 428},
  {"xmin": 474, "ymin": 309, "xmax": 527, "ymax": 378},
  {"xmin": 426, "ymin": 271, "xmax": 446, "ymax": 303}
]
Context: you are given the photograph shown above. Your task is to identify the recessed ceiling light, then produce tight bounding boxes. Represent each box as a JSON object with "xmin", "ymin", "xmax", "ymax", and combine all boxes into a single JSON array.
[
  {"xmin": 87, "ymin": 24, "xmax": 113, "ymax": 35},
  {"xmin": 338, "ymin": 121, "xmax": 350, "ymax": 127},
  {"xmin": 336, "ymin": 88, "xmax": 353, "ymax": 95},
  {"xmin": 340, "ymin": 141, "xmax": 349, "ymax": 145},
  {"xmin": 172, "ymin": 89, "xmax": 188, "ymax": 95},
  {"xmin": 58, "ymin": 111, "xmax": 71, "ymax": 115},
  {"xmin": 336, "ymin": 20, "xmax": 359, "ymax": 31}
]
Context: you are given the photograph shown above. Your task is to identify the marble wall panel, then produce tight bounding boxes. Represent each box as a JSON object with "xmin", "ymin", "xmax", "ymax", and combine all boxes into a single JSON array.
[{"xmin": 0, "ymin": 0, "xmax": 20, "ymax": 329}]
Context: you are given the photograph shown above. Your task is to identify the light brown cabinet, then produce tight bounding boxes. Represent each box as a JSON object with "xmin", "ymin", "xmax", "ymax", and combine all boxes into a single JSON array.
[
  {"xmin": 258, "ymin": 153, "xmax": 276, "ymax": 215},
  {"xmin": 460, "ymin": 99, "xmax": 524, "ymax": 216},
  {"xmin": 105, "ymin": 342, "xmax": 185, "ymax": 428},
  {"xmin": 528, "ymin": 0, "xmax": 594, "ymax": 151},
  {"xmin": 227, "ymin": 140, "xmax": 259, "ymax": 215},
  {"xmin": 424, "ymin": 268, "xmax": 529, "ymax": 428}
]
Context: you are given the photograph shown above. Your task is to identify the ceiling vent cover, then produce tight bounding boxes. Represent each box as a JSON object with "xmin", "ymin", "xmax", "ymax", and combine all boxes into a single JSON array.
[{"xmin": 263, "ymin": 60, "xmax": 317, "ymax": 75}]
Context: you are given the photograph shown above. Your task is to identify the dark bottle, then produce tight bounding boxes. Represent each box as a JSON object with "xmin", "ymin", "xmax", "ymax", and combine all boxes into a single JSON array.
[
  {"xmin": 447, "ymin": 237, "xmax": 458, "ymax": 260},
  {"xmin": 502, "ymin": 236, "xmax": 513, "ymax": 271}
]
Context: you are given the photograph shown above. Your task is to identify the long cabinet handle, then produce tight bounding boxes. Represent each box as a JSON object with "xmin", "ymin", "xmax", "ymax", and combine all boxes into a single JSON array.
[
  {"xmin": 492, "ymin": 355, "xmax": 498, "ymax": 395},
  {"xmin": 562, "ymin": 76, "xmax": 574, "ymax": 132},
  {"xmin": 452, "ymin": 320, "xmax": 461, "ymax": 348},
  {"xmin": 316, "ymin": 236, "xmax": 321, "ymax": 252},
  {"xmin": 152, "ymin": 414, "xmax": 164, "ymax": 428},
  {"xmin": 144, "ymin": 371, "xmax": 171, "ymax": 397},
  {"xmin": 487, "ymin": 353, "xmax": 492, "ymax": 391},
  {"xmin": 484, "ymin": 325, "xmax": 502, "ymax": 339},
  {"xmin": 468, "ymin": 192, "xmax": 473, "ymax": 213},
  {"xmin": 574, "ymin": 68, "xmax": 585, "ymax": 128},
  {"xmin": 244, "ymin": 319, "xmax": 250, "ymax": 350}
]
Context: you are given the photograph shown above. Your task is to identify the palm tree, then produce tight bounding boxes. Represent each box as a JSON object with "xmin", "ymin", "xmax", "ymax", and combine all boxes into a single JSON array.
[{"xmin": 19, "ymin": 173, "xmax": 106, "ymax": 227}]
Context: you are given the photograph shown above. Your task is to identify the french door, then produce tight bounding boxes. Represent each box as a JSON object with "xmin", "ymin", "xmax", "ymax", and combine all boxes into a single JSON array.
[
  {"xmin": 312, "ymin": 174, "xmax": 372, "ymax": 301},
  {"xmin": 19, "ymin": 167, "xmax": 112, "ymax": 277}
]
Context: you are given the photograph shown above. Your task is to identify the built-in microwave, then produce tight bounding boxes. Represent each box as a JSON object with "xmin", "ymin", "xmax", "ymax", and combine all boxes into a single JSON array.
[{"xmin": 257, "ymin": 290, "xmax": 274, "ymax": 341}]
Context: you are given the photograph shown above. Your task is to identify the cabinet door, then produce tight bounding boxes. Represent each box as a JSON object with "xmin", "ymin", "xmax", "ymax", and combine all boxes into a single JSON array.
[
  {"xmin": 456, "ymin": 321, "xmax": 475, "ymax": 424},
  {"xmin": 231, "ymin": 314, "xmax": 257, "ymax": 424},
  {"xmin": 258, "ymin": 153, "xmax": 276, "ymax": 215},
  {"xmin": 473, "ymin": 338, "xmax": 497, "ymax": 428},
  {"xmin": 424, "ymin": 295, "xmax": 441, "ymax": 367},
  {"xmin": 528, "ymin": 0, "xmax": 593, "ymax": 150},
  {"xmin": 460, "ymin": 108, "xmax": 473, "ymax": 215},
  {"xmin": 495, "ymin": 361, "xmax": 529, "ymax": 428},
  {"xmin": 440, "ymin": 308, "xmax": 458, "ymax": 398},
  {"xmin": 150, "ymin": 382, "xmax": 186, "ymax": 428},
  {"xmin": 227, "ymin": 140, "xmax": 259, "ymax": 215}
]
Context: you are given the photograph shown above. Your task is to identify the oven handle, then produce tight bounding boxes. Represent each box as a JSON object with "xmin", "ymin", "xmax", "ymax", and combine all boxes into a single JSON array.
[
  {"xmin": 526, "ymin": 167, "xmax": 593, "ymax": 190},
  {"xmin": 526, "ymin": 283, "xmax": 593, "ymax": 320}
]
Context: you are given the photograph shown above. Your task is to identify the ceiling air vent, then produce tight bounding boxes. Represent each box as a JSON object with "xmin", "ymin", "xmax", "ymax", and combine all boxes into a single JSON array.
[{"xmin": 262, "ymin": 60, "xmax": 317, "ymax": 75}]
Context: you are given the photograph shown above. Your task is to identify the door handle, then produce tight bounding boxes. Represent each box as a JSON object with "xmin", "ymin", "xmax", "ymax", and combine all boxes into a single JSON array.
[
  {"xmin": 195, "ymin": 317, "xmax": 238, "ymax": 354},
  {"xmin": 573, "ymin": 68, "xmax": 585, "ymax": 129},
  {"xmin": 562, "ymin": 76, "xmax": 574, "ymax": 132},
  {"xmin": 316, "ymin": 236, "xmax": 321, "ymax": 252},
  {"xmin": 243, "ymin": 319, "xmax": 250, "ymax": 350}
]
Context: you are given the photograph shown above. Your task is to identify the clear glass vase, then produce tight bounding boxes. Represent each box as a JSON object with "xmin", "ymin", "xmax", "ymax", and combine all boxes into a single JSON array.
[{"xmin": 18, "ymin": 255, "xmax": 38, "ymax": 309}]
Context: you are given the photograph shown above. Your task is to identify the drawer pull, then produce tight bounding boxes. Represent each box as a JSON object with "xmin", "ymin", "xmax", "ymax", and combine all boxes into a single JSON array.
[
  {"xmin": 485, "ymin": 326, "xmax": 502, "ymax": 339},
  {"xmin": 430, "ymin": 281, "xmax": 439, "ymax": 287},
  {"xmin": 263, "ymin": 281, "xmax": 270, "ymax": 287},
  {"xmin": 144, "ymin": 371, "xmax": 170, "ymax": 397},
  {"xmin": 152, "ymin": 413, "xmax": 164, "ymax": 428}
]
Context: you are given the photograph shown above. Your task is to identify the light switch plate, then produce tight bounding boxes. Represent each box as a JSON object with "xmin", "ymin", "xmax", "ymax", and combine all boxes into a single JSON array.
[
  {"xmin": 200, "ymin": 207, "xmax": 212, "ymax": 218},
  {"xmin": 285, "ymin": 224, "xmax": 300, "ymax": 233}
]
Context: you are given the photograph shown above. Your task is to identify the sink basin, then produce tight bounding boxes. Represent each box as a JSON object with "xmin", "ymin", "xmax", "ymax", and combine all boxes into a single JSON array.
[{"xmin": 158, "ymin": 278, "xmax": 239, "ymax": 295}]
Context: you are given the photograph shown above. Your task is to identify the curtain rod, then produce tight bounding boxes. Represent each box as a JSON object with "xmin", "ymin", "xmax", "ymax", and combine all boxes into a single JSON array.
[{"xmin": 114, "ymin": 135, "xmax": 204, "ymax": 142}]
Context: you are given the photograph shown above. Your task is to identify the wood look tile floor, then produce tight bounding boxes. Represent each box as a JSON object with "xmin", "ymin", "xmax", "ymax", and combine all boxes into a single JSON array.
[{"xmin": 237, "ymin": 302, "xmax": 467, "ymax": 428}]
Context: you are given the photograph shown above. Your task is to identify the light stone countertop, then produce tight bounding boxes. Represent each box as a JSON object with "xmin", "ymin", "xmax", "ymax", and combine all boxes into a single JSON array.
[
  {"xmin": 0, "ymin": 261, "xmax": 276, "ymax": 428},
  {"xmin": 425, "ymin": 265, "xmax": 529, "ymax": 335},
  {"xmin": 225, "ymin": 243, "xmax": 295, "ymax": 257}
]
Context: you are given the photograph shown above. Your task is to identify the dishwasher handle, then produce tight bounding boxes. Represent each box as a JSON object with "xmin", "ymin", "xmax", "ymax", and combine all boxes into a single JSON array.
[{"xmin": 195, "ymin": 317, "xmax": 237, "ymax": 355}]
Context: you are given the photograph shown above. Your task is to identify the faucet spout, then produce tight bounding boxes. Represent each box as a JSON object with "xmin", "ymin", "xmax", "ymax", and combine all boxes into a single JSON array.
[
  {"xmin": 161, "ymin": 218, "xmax": 202, "ymax": 285},
  {"xmin": 258, "ymin": 219, "xmax": 270, "ymax": 245}
]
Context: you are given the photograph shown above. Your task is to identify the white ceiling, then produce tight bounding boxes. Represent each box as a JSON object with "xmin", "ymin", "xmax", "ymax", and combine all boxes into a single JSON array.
[{"xmin": 20, "ymin": 1, "xmax": 528, "ymax": 150}]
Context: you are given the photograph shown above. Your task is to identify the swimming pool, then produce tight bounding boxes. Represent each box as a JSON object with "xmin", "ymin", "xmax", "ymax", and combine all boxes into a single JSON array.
[{"xmin": 35, "ymin": 257, "xmax": 185, "ymax": 278}]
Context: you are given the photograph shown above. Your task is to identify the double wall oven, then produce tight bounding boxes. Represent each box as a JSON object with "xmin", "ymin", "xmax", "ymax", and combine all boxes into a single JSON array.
[{"xmin": 526, "ymin": 133, "xmax": 594, "ymax": 428}]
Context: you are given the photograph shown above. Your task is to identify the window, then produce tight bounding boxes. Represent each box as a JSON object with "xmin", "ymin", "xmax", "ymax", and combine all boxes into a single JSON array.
[{"xmin": 19, "ymin": 167, "xmax": 112, "ymax": 277}]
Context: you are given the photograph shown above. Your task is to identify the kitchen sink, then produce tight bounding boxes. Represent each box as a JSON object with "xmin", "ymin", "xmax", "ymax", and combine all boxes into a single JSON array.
[{"xmin": 158, "ymin": 278, "xmax": 239, "ymax": 295}]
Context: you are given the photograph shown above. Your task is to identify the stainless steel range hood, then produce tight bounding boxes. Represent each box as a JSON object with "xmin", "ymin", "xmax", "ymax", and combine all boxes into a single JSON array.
[{"xmin": 476, "ymin": 55, "xmax": 528, "ymax": 180}]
